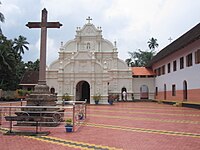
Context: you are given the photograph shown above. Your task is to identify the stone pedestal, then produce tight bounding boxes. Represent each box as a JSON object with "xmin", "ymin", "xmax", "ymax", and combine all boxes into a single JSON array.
[
  {"xmin": 16, "ymin": 84, "xmax": 63, "ymax": 127},
  {"xmin": 26, "ymin": 84, "xmax": 56, "ymax": 107}
]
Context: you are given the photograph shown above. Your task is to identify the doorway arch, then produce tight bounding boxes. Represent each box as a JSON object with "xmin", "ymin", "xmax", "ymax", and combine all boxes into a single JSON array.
[
  {"xmin": 183, "ymin": 80, "xmax": 187, "ymax": 101},
  {"xmin": 76, "ymin": 81, "xmax": 90, "ymax": 103},
  {"xmin": 50, "ymin": 87, "xmax": 55, "ymax": 94},
  {"xmin": 140, "ymin": 85, "xmax": 149, "ymax": 99},
  {"xmin": 121, "ymin": 87, "xmax": 127, "ymax": 101}
]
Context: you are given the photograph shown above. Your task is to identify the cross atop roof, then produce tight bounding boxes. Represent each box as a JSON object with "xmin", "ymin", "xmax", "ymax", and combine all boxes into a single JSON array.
[
  {"xmin": 168, "ymin": 37, "xmax": 173, "ymax": 43},
  {"xmin": 86, "ymin": 16, "xmax": 92, "ymax": 24}
]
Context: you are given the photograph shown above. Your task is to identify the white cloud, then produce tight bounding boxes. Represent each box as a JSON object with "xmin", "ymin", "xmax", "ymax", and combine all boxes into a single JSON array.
[
  {"xmin": 22, "ymin": 42, "xmax": 39, "ymax": 63},
  {"xmin": 1, "ymin": 1, "xmax": 22, "ymax": 27},
  {"xmin": 2, "ymin": 0, "xmax": 200, "ymax": 63}
]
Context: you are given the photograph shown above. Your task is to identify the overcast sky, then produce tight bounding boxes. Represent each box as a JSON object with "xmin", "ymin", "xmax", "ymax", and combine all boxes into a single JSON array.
[{"xmin": 1, "ymin": 0, "xmax": 200, "ymax": 65}]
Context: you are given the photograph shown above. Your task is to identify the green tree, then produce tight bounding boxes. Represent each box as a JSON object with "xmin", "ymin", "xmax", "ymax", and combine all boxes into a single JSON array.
[
  {"xmin": 25, "ymin": 59, "xmax": 40, "ymax": 71},
  {"xmin": 0, "ymin": 35, "xmax": 17, "ymax": 90},
  {"xmin": 0, "ymin": 35, "xmax": 15, "ymax": 71},
  {"xmin": 126, "ymin": 38, "xmax": 158, "ymax": 67},
  {"xmin": 147, "ymin": 37, "xmax": 159, "ymax": 50},
  {"xmin": 125, "ymin": 58, "xmax": 132, "ymax": 67},
  {"xmin": 0, "ymin": 35, "xmax": 30, "ymax": 90},
  {"xmin": 0, "ymin": 1, "xmax": 5, "ymax": 34},
  {"xmin": 13, "ymin": 35, "xmax": 29, "ymax": 59},
  {"xmin": 128, "ymin": 49, "xmax": 155, "ymax": 67}
]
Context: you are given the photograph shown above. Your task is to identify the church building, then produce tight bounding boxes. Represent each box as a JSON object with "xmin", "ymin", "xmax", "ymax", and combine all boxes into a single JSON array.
[{"xmin": 46, "ymin": 17, "xmax": 133, "ymax": 104}]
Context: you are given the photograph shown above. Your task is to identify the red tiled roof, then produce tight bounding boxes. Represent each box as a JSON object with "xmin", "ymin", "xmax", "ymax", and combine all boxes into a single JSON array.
[
  {"xmin": 132, "ymin": 67, "xmax": 155, "ymax": 76},
  {"xmin": 20, "ymin": 71, "xmax": 39, "ymax": 85}
]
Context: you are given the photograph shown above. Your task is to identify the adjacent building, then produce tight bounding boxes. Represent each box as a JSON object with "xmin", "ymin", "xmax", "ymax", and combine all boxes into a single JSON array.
[{"xmin": 148, "ymin": 23, "xmax": 200, "ymax": 103}]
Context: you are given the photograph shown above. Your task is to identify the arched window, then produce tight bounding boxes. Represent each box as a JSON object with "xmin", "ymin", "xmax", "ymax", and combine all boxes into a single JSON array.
[
  {"xmin": 86, "ymin": 43, "xmax": 90, "ymax": 49},
  {"xmin": 50, "ymin": 88, "xmax": 55, "ymax": 94}
]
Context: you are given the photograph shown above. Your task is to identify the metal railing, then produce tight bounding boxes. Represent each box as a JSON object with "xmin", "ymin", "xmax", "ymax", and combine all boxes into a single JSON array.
[{"xmin": 0, "ymin": 100, "xmax": 87, "ymax": 134}]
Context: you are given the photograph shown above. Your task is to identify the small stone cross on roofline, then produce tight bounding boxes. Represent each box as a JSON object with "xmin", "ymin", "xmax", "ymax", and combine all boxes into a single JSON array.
[{"xmin": 86, "ymin": 16, "xmax": 92, "ymax": 24}]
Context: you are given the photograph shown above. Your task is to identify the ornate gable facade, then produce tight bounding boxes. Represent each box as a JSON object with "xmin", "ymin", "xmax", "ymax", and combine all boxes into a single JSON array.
[{"xmin": 46, "ymin": 18, "xmax": 133, "ymax": 104}]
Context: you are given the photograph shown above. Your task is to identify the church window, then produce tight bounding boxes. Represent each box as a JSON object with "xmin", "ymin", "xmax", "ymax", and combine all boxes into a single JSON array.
[
  {"xmin": 140, "ymin": 75, "xmax": 146, "ymax": 78},
  {"xmin": 154, "ymin": 69, "xmax": 157, "ymax": 76},
  {"xmin": 155, "ymin": 87, "xmax": 158, "ymax": 96},
  {"xmin": 167, "ymin": 63, "xmax": 171, "ymax": 73},
  {"xmin": 161, "ymin": 65, "xmax": 165, "ymax": 75},
  {"xmin": 133, "ymin": 75, "xmax": 139, "ymax": 78},
  {"xmin": 195, "ymin": 49, "xmax": 200, "ymax": 64},
  {"xmin": 173, "ymin": 60, "xmax": 177, "ymax": 71},
  {"xmin": 157, "ymin": 68, "xmax": 161, "ymax": 76},
  {"xmin": 50, "ymin": 88, "xmax": 55, "ymax": 94},
  {"xmin": 86, "ymin": 43, "xmax": 90, "ymax": 49},
  {"xmin": 172, "ymin": 84, "xmax": 176, "ymax": 96},
  {"xmin": 180, "ymin": 57, "xmax": 184, "ymax": 69},
  {"xmin": 148, "ymin": 75, "xmax": 154, "ymax": 78},
  {"xmin": 186, "ymin": 53, "xmax": 193, "ymax": 67}
]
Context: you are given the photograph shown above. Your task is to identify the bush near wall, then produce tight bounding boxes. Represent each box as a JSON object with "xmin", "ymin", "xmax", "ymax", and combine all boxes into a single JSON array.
[{"xmin": 0, "ymin": 89, "xmax": 32, "ymax": 101}]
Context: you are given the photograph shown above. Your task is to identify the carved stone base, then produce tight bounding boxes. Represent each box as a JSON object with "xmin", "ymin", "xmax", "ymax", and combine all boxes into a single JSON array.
[
  {"xmin": 26, "ymin": 84, "xmax": 56, "ymax": 106},
  {"xmin": 16, "ymin": 84, "xmax": 63, "ymax": 127}
]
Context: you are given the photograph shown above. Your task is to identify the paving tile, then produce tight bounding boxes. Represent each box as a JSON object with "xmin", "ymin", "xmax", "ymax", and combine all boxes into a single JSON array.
[{"xmin": 0, "ymin": 101, "xmax": 200, "ymax": 150}]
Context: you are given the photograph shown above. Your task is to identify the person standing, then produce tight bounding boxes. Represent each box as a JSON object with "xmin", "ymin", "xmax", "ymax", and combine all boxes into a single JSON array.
[{"xmin": 122, "ymin": 91, "xmax": 127, "ymax": 101}]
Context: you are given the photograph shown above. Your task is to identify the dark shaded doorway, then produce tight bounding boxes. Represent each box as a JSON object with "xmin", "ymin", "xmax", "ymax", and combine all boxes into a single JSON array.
[
  {"xmin": 76, "ymin": 81, "xmax": 90, "ymax": 103},
  {"xmin": 121, "ymin": 87, "xmax": 127, "ymax": 101},
  {"xmin": 183, "ymin": 80, "xmax": 187, "ymax": 101}
]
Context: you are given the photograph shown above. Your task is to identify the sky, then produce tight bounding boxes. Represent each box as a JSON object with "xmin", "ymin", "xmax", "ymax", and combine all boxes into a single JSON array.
[{"xmin": 1, "ymin": 0, "xmax": 200, "ymax": 65}]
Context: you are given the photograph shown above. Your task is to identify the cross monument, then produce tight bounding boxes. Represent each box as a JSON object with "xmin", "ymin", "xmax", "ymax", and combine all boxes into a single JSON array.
[{"xmin": 26, "ymin": 8, "xmax": 62, "ymax": 85}]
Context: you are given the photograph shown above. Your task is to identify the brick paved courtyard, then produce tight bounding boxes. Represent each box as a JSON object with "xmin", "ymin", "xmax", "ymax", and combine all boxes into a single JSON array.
[{"xmin": 0, "ymin": 102, "xmax": 200, "ymax": 150}]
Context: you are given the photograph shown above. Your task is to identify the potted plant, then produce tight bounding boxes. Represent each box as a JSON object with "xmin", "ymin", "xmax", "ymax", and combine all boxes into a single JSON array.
[
  {"xmin": 93, "ymin": 93, "xmax": 101, "ymax": 104},
  {"xmin": 62, "ymin": 93, "xmax": 72, "ymax": 105},
  {"xmin": 65, "ymin": 118, "xmax": 73, "ymax": 132}
]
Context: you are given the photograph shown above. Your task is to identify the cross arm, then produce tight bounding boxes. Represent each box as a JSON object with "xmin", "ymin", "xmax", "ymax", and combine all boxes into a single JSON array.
[
  {"xmin": 26, "ymin": 22, "xmax": 62, "ymax": 28},
  {"xmin": 46, "ymin": 22, "xmax": 62, "ymax": 28},
  {"xmin": 26, "ymin": 22, "xmax": 41, "ymax": 28}
]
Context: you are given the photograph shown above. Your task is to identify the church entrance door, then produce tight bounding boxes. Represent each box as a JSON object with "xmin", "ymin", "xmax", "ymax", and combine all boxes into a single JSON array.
[{"xmin": 76, "ymin": 81, "xmax": 90, "ymax": 103}]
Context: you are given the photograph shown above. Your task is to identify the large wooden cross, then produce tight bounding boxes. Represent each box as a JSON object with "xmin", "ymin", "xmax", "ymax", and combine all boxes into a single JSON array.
[{"xmin": 26, "ymin": 8, "xmax": 62, "ymax": 85}]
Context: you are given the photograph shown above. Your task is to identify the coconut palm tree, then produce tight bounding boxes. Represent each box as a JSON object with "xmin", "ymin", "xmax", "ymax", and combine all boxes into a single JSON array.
[
  {"xmin": 128, "ymin": 49, "xmax": 155, "ymax": 67},
  {"xmin": 13, "ymin": 35, "xmax": 29, "ymax": 58},
  {"xmin": 147, "ymin": 37, "xmax": 159, "ymax": 50},
  {"xmin": 0, "ymin": 1, "xmax": 5, "ymax": 34},
  {"xmin": 0, "ymin": 35, "xmax": 15, "ymax": 71},
  {"xmin": 0, "ymin": 35, "xmax": 16, "ymax": 89},
  {"xmin": 125, "ymin": 58, "xmax": 132, "ymax": 67}
]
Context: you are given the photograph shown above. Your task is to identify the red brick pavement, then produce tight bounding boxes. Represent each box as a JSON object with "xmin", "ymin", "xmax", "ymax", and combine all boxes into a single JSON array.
[{"xmin": 0, "ymin": 102, "xmax": 200, "ymax": 150}]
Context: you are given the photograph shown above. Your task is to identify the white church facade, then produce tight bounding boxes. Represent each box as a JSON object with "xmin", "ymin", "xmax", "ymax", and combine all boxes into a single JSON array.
[{"xmin": 46, "ymin": 18, "xmax": 134, "ymax": 104}]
